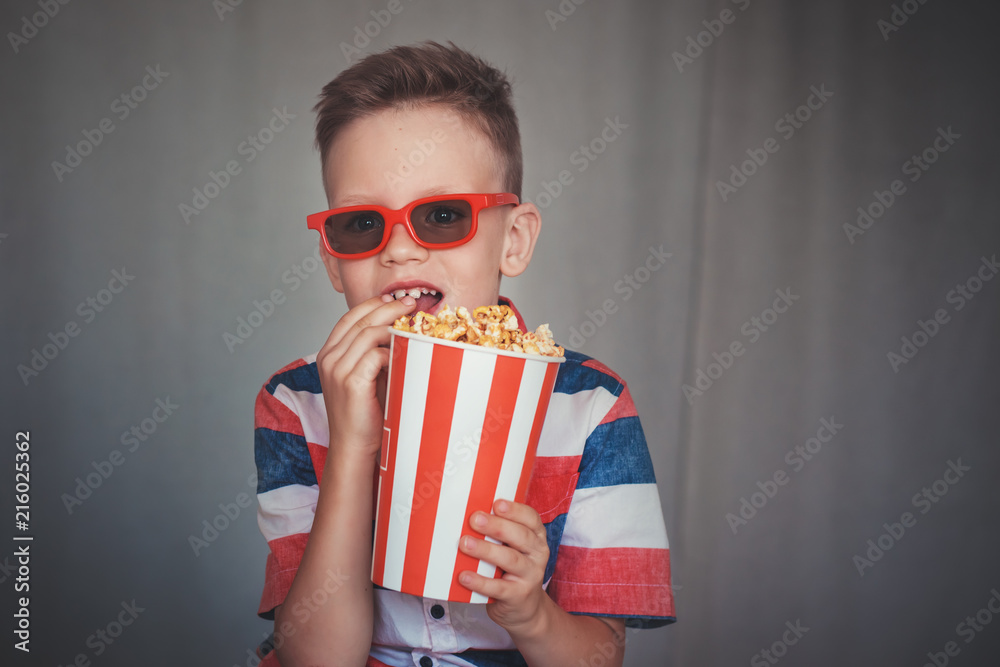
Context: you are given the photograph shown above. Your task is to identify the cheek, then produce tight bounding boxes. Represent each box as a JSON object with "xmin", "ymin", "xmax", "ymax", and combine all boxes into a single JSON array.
[{"xmin": 336, "ymin": 260, "xmax": 379, "ymax": 303}]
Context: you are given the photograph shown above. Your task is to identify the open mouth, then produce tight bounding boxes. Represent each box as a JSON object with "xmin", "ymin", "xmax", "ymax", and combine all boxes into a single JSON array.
[{"xmin": 384, "ymin": 284, "xmax": 444, "ymax": 315}]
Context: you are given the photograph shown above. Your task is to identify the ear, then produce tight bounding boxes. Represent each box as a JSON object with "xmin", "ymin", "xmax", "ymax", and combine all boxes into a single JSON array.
[
  {"xmin": 320, "ymin": 243, "xmax": 345, "ymax": 293},
  {"xmin": 499, "ymin": 202, "xmax": 541, "ymax": 278}
]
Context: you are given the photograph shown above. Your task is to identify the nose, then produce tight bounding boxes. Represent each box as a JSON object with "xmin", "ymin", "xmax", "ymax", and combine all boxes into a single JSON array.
[{"xmin": 380, "ymin": 219, "xmax": 428, "ymax": 265}]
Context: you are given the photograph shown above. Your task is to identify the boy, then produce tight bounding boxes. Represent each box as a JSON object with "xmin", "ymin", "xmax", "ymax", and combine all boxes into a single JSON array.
[{"xmin": 253, "ymin": 41, "xmax": 674, "ymax": 667}]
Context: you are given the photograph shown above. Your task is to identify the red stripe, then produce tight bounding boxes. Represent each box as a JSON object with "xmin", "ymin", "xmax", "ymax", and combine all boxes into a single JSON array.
[
  {"xmin": 524, "ymin": 470, "xmax": 580, "ymax": 525},
  {"xmin": 597, "ymin": 384, "xmax": 638, "ymax": 425},
  {"xmin": 448, "ymin": 355, "xmax": 525, "ymax": 602},
  {"xmin": 306, "ymin": 442, "xmax": 327, "ymax": 485},
  {"xmin": 372, "ymin": 335, "xmax": 408, "ymax": 586},
  {"xmin": 400, "ymin": 343, "xmax": 463, "ymax": 596},
  {"xmin": 479, "ymin": 360, "xmax": 559, "ymax": 601},
  {"xmin": 548, "ymin": 546, "xmax": 675, "ymax": 618},
  {"xmin": 513, "ymin": 361, "xmax": 560, "ymax": 505},
  {"xmin": 255, "ymin": 385, "xmax": 306, "ymax": 437},
  {"xmin": 530, "ymin": 455, "xmax": 582, "ymax": 478},
  {"xmin": 257, "ymin": 533, "xmax": 310, "ymax": 617}
]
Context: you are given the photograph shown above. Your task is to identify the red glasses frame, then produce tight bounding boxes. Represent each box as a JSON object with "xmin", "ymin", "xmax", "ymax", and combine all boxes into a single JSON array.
[{"xmin": 307, "ymin": 192, "xmax": 520, "ymax": 259}]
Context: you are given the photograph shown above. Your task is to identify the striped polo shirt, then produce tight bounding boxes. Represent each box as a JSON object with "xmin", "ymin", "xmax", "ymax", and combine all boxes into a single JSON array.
[{"xmin": 253, "ymin": 300, "xmax": 675, "ymax": 666}]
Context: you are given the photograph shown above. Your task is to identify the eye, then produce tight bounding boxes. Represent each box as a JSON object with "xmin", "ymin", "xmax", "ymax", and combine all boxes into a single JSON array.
[
  {"xmin": 343, "ymin": 213, "xmax": 383, "ymax": 234},
  {"xmin": 424, "ymin": 206, "xmax": 465, "ymax": 226}
]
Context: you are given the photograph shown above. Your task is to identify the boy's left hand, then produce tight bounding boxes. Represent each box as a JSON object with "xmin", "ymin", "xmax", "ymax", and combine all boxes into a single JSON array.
[{"xmin": 458, "ymin": 499, "xmax": 550, "ymax": 632}]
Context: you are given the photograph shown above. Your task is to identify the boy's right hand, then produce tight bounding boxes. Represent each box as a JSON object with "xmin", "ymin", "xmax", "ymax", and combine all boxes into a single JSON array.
[{"xmin": 316, "ymin": 294, "xmax": 415, "ymax": 459}]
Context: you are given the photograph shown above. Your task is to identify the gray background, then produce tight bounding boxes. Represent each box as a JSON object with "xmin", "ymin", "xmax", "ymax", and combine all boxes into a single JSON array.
[{"xmin": 2, "ymin": 0, "xmax": 999, "ymax": 665}]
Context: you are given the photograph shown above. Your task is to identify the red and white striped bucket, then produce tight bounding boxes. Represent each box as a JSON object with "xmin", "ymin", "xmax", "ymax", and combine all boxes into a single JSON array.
[{"xmin": 372, "ymin": 327, "xmax": 564, "ymax": 603}]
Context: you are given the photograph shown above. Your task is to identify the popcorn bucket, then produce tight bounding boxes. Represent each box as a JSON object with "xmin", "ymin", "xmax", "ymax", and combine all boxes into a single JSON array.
[{"xmin": 371, "ymin": 327, "xmax": 565, "ymax": 603}]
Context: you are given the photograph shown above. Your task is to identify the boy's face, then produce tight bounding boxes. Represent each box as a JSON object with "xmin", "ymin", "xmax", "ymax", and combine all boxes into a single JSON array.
[{"xmin": 319, "ymin": 104, "xmax": 539, "ymax": 315}]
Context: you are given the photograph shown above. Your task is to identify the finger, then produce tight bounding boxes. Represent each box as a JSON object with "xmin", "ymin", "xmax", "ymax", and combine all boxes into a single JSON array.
[
  {"xmin": 343, "ymin": 346, "xmax": 391, "ymax": 392},
  {"xmin": 469, "ymin": 510, "xmax": 543, "ymax": 557},
  {"xmin": 493, "ymin": 500, "xmax": 546, "ymax": 539},
  {"xmin": 333, "ymin": 319, "xmax": 399, "ymax": 386},
  {"xmin": 458, "ymin": 569, "xmax": 511, "ymax": 600},
  {"xmin": 459, "ymin": 534, "xmax": 525, "ymax": 576},
  {"xmin": 324, "ymin": 294, "xmax": 414, "ymax": 352},
  {"xmin": 324, "ymin": 294, "xmax": 391, "ymax": 350}
]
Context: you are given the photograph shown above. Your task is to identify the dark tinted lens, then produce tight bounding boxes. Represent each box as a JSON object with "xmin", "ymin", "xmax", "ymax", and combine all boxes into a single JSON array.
[
  {"xmin": 325, "ymin": 210, "xmax": 385, "ymax": 254},
  {"xmin": 411, "ymin": 199, "xmax": 474, "ymax": 245}
]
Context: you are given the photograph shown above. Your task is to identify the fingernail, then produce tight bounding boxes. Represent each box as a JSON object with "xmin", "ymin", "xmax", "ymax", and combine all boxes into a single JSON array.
[
  {"xmin": 381, "ymin": 294, "xmax": 394, "ymax": 303},
  {"xmin": 464, "ymin": 536, "xmax": 474, "ymax": 550},
  {"xmin": 402, "ymin": 296, "xmax": 415, "ymax": 306},
  {"xmin": 497, "ymin": 500, "xmax": 509, "ymax": 513},
  {"xmin": 473, "ymin": 513, "xmax": 487, "ymax": 527}
]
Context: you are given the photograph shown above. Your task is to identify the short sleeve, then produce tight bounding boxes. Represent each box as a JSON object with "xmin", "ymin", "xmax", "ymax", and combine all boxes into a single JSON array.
[
  {"xmin": 543, "ymin": 360, "xmax": 676, "ymax": 628},
  {"xmin": 254, "ymin": 359, "xmax": 324, "ymax": 620}
]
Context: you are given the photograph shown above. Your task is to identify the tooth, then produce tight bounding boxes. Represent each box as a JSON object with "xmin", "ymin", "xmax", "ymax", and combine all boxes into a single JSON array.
[
  {"xmin": 429, "ymin": 290, "xmax": 437, "ymax": 295},
  {"xmin": 393, "ymin": 289, "xmax": 407, "ymax": 299},
  {"xmin": 408, "ymin": 288, "xmax": 421, "ymax": 298},
  {"xmin": 420, "ymin": 288, "xmax": 428, "ymax": 294}
]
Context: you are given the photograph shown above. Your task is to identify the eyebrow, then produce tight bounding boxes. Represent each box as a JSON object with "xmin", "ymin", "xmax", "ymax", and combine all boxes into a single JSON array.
[{"xmin": 333, "ymin": 186, "xmax": 459, "ymax": 208}]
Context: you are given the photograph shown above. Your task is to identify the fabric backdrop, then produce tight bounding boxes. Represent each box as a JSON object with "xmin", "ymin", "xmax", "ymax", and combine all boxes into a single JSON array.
[{"xmin": 1, "ymin": 0, "xmax": 997, "ymax": 665}]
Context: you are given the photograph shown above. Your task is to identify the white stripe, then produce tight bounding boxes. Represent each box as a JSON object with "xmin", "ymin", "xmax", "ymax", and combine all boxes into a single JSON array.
[
  {"xmin": 423, "ymin": 350, "xmax": 497, "ymax": 599},
  {"xmin": 536, "ymin": 386, "xmax": 617, "ymax": 458},
  {"xmin": 467, "ymin": 358, "xmax": 550, "ymax": 604},
  {"xmin": 494, "ymin": 358, "xmax": 548, "ymax": 505},
  {"xmin": 560, "ymin": 483, "xmax": 669, "ymax": 549},
  {"xmin": 272, "ymin": 384, "xmax": 328, "ymax": 447},
  {"xmin": 470, "ymin": 550, "xmax": 496, "ymax": 604},
  {"xmin": 257, "ymin": 484, "xmax": 318, "ymax": 542},
  {"xmin": 382, "ymin": 338, "xmax": 433, "ymax": 591}
]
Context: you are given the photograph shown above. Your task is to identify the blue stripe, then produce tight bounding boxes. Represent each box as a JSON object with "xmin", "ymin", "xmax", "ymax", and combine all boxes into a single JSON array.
[
  {"xmin": 569, "ymin": 610, "xmax": 677, "ymax": 629},
  {"xmin": 542, "ymin": 512, "xmax": 569, "ymax": 583},
  {"xmin": 454, "ymin": 648, "xmax": 528, "ymax": 667},
  {"xmin": 266, "ymin": 360, "xmax": 321, "ymax": 396},
  {"xmin": 254, "ymin": 427, "xmax": 318, "ymax": 494},
  {"xmin": 577, "ymin": 416, "xmax": 657, "ymax": 489},
  {"xmin": 553, "ymin": 350, "xmax": 624, "ymax": 398}
]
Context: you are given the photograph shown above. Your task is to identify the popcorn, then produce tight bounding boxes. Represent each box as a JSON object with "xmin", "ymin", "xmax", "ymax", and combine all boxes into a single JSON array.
[{"xmin": 393, "ymin": 304, "xmax": 565, "ymax": 358}]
